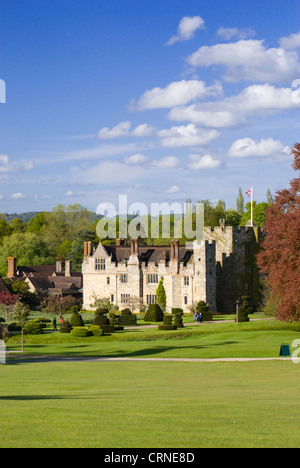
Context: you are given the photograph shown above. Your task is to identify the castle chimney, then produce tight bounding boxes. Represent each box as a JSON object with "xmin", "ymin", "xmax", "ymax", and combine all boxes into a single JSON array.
[
  {"xmin": 56, "ymin": 261, "xmax": 63, "ymax": 273},
  {"xmin": 131, "ymin": 238, "xmax": 135, "ymax": 256},
  {"xmin": 65, "ymin": 260, "xmax": 72, "ymax": 277},
  {"xmin": 170, "ymin": 241, "xmax": 175, "ymax": 261},
  {"xmin": 174, "ymin": 240, "xmax": 180, "ymax": 260},
  {"xmin": 84, "ymin": 242, "xmax": 88, "ymax": 258},
  {"xmin": 134, "ymin": 238, "xmax": 139, "ymax": 256},
  {"xmin": 7, "ymin": 257, "xmax": 17, "ymax": 278},
  {"xmin": 87, "ymin": 241, "xmax": 92, "ymax": 256}
]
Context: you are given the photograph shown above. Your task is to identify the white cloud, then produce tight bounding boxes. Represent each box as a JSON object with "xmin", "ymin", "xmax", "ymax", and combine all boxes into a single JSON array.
[
  {"xmin": 187, "ymin": 39, "xmax": 300, "ymax": 83},
  {"xmin": 217, "ymin": 27, "xmax": 255, "ymax": 41},
  {"xmin": 66, "ymin": 190, "xmax": 74, "ymax": 197},
  {"xmin": 0, "ymin": 154, "xmax": 34, "ymax": 173},
  {"xmin": 279, "ymin": 31, "xmax": 300, "ymax": 50},
  {"xmin": 133, "ymin": 80, "xmax": 222, "ymax": 110},
  {"xmin": 228, "ymin": 137, "xmax": 290, "ymax": 159},
  {"xmin": 165, "ymin": 185, "xmax": 181, "ymax": 194},
  {"xmin": 167, "ymin": 16, "xmax": 205, "ymax": 46},
  {"xmin": 124, "ymin": 153, "xmax": 148, "ymax": 165},
  {"xmin": 10, "ymin": 192, "xmax": 26, "ymax": 199},
  {"xmin": 158, "ymin": 124, "xmax": 219, "ymax": 147},
  {"xmin": 168, "ymin": 83, "xmax": 300, "ymax": 128},
  {"xmin": 98, "ymin": 121, "xmax": 154, "ymax": 139},
  {"xmin": 188, "ymin": 154, "xmax": 221, "ymax": 170},
  {"xmin": 150, "ymin": 156, "xmax": 179, "ymax": 169}
]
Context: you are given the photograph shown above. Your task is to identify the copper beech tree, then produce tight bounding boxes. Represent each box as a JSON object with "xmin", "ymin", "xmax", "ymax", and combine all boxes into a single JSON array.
[{"xmin": 257, "ymin": 143, "xmax": 300, "ymax": 321}]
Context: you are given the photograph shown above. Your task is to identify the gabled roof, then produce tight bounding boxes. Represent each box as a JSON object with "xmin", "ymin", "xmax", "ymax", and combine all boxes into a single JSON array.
[{"xmin": 102, "ymin": 244, "xmax": 193, "ymax": 266}]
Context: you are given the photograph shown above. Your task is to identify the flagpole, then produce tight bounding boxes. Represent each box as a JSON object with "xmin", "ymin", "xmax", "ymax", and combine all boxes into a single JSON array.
[{"xmin": 251, "ymin": 186, "xmax": 253, "ymax": 227}]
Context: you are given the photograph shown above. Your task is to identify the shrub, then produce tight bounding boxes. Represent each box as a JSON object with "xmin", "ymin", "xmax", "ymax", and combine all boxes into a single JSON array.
[
  {"xmin": 70, "ymin": 312, "xmax": 84, "ymax": 327},
  {"xmin": 173, "ymin": 313, "xmax": 184, "ymax": 328},
  {"xmin": 70, "ymin": 306, "xmax": 80, "ymax": 314},
  {"xmin": 88, "ymin": 325, "xmax": 104, "ymax": 336},
  {"xmin": 118, "ymin": 314, "xmax": 137, "ymax": 326},
  {"xmin": 60, "ymin": 320, "xmax": 73, "ymax": 334},
  {"xmin": 70, "ymin": 327, "xmax": 92, "ymax": 337},
  {"xmin": 121, "ymin": 308, "xmax": 132, "ymax": 316},
  {"xmin": 24, "ymin": 322, "xmax": 44, "ymax": 335},
  {"xmin": 236, "ymin": 296, "xmax": 252, "ymax": 323},
  {"xmin": 171, "ymin": 308, "xmax": 183, "ymax": 315},
  {"xmin": 158, "ymin": 314, "xmax": 177, "ymax": 331},
  {"xmin": 144, "ymin": 304, "xmax": 164, "ymax": 322},
  {"xmin": 196, "ymin": 301, "xmax": 213, "ymax": 321}
]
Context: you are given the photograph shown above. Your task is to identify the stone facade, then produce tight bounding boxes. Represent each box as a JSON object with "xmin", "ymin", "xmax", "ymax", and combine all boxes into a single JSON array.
[
  {"xmin": 82, "ymin": 224, "xmax": 261, "ymax": 314},
  {"xmin": 82, "ymin": 238, "xmax": 216, "ymax": 313}
]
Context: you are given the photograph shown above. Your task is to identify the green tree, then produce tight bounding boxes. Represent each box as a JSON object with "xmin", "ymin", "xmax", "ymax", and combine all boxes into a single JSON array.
[
  {"xmin": 10, "ymin": 218, "xmax": 27, "ymax": 233},
  {"xmin": 156, "ymin": 277, "xmax": 167, "ymax": 311},
  {"xmin": 226, "ymin": 209, "xmax": 242, "ymax": 226},
  {"xmin": 236, "ymin": 187, "xmax": 245, "ymax": 215},
  {"xmin": 240, "ymin": 201, "xmax": 270, "ymax": 227}
]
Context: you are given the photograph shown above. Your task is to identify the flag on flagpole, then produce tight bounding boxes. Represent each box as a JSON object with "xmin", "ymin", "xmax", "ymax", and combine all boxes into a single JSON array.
[{"xmin": 246, "ymin": 188, "xmax": 252, "ymax": 197}]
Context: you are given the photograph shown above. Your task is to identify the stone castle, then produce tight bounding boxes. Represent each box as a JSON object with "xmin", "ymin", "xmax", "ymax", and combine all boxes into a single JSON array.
[{"xmin": 82, "ymin": 222, "xmax": 262, "ymax": 314}]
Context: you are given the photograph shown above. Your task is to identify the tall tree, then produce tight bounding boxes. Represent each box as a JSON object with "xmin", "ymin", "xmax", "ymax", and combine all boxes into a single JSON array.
[
  {"xmin": 257, "ymin": 143, "xmax": 300, "ymax": 321},
  {"xmin": 236, "ymin": 187, "xmax": 245, "ymax": 215}
]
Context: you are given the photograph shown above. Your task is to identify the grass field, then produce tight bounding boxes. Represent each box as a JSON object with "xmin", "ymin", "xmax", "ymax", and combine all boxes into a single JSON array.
[{"xmin": 1, "ymin": 316, "xmax": 300, "ymax": 448}]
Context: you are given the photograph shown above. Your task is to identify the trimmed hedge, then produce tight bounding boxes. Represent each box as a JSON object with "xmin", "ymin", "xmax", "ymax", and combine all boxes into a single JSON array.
[
  {"xmin": 60, "ymin": 321, "xmax": 73, "ymax": 334},
  {"xmin": 144, "ymin": 304, "xmax": 164, "ymax": 322},
  {"xmin": 24, "ymin": 322, "xmax": 44, "ymax": 335},
  {"xmin": 196, "ymin": 301, "xmax": 213, "ymax": 322},
  {"xmin": 88, "ymin": 325, "xmax": 104, "ymax": 336},
  {"xmin": 70, "ymin": 312, "xmax": 84, "ymax": 327},
  {"xmin": 158, "ymin": 314, "xmax": 177, "ymax": 331},
  {"xmin": 70, "ymin": 327, "xmax": 93, "ymax": 337}
]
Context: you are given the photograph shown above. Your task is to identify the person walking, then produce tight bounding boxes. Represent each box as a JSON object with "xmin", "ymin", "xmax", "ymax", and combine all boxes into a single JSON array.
[
  {"xmin": 199, "ymin": 312, "xmax": 203, "ymax": 324},
  {"xmin": 53, "ymin": 317, "xmax": 57, "ymax": 331},
  {"xmin": 194, "ymin": 311, "xmax": 199, "ymax": 324}
]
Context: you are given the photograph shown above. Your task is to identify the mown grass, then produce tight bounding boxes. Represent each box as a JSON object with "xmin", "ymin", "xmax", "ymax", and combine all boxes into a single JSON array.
[{"xmin": 1, "ymin": 360, "xmax": 300, "ymax": 448}]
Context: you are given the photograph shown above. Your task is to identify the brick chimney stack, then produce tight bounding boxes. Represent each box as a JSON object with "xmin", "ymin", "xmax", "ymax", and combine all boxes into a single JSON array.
[
  {"xmin": 65, "ymin": 260, "xmax": 72, "ymax": 277},
  {"xmin": 7, "ymin": 257, "xmax": 16, "ymax": 278}
]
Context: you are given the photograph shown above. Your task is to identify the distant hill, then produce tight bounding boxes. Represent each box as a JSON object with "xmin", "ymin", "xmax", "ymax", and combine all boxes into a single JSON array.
[{"xmin": 3, "ymin": 212, "xmax": 41, "ymax": 223}]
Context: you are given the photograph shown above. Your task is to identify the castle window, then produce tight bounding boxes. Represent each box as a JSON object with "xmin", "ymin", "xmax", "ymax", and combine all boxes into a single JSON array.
[
  {"xmin": 184, "ymin": 296, "xmax": 188, "ymax": 305},
  {"xmin": 107, "ymin": 277, "xmax": 110, "ymax": 285},
  {"xmin": 95, "ymin": 258, "xmax": 106, "ymax": 271},
  {"xmin": 111, "ymin": 294, "xmax": 114, "ymax": 303},
  {"xmin": 120, "ymin": 274, "xmax": 128, "ymax": 284},
  {"xmin": 147, "ymin": 274, "xmax": 158, "ymax": 284},
  {"xmin": 184, "ymin": 276, "xmax": 189, "ymax": 286},
  {"xmin": 146, "ymin": 294, "xmax": 157, "ymax": 304},
  {"xmin": 121, "ymin": 294, "xmax": 130, "ymax": 304}
]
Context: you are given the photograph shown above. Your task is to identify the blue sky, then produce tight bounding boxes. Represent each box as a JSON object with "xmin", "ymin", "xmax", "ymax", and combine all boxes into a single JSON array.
[{"xmin": 0, "ymin": 0, "xmax": 300, "ymax": 214}]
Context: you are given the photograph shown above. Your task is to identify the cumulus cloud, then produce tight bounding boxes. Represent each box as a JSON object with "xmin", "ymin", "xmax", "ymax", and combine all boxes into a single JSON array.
[
  {"xmin": 133, "ymin": 80, "xmax": 223, "ymax": 110},
  {"xmin": 217, "ymin": 27, "xmax": 255, "ymax": 41},
  {"xmin": 188, "ymin": 154, "xmax": 221, "ymax": 170},
  {"xmin": 165, "ymin": 185, "xmax": 181, "ymax": 194},
  {"xmin": 187, "ymin": 39, "xmax": 300, "ymax": 83},
  {"xmin": 167, "ymin": 16, "xmax": 205, "ymax": 46},
  {"xmin": 0, "ymin": 154, "xmax": 34, "ymax": 173},
  {"xmin": 10, "ymin": 192, "xmax": 26, "ymax": 199},
  {"xmin": 279, "ymin": 31, "xmax": 300, "ymax": 50},
  {"xmin": 124, "ymin": 153, "xmax": 148, "ymax": 165},
  {"xmin": 98, "ymin": 121, "xmax": 154, "ymax": 139},
  {"xmin": 168, "ymin": 83, "xmax": 300, "ymax": 129},
  {"xmin": 150, "ymin": 156, "xmax": 179, "ymax": 169},
  {"xmin": 228, "ymin": 137, "xmax": 290, "ymax": 159},
  {"xmin": 158, "ymin": 124, "xmax": 219, "ymax": 147}
]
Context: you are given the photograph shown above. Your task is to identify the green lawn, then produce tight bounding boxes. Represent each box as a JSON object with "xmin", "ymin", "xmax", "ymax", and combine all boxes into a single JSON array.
[
  {"xmin": 2, "ymin": 317, "xmax": 300, "ymax": 448},
  {"xmin": 1, "ymin": 360, "xmax": 300, "ymax": 448}
]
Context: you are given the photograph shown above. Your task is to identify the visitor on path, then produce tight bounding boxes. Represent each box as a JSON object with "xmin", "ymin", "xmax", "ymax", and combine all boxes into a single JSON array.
[
  {"xmin": 60, "ymin": 317, "xmax": 64, "ymax": 328},
  {"xmin": 194, "ymin": 311, "xmax": 199, "ymax": 324},
  {"xmin": 53, "ymin": 317, "xmax": 57, "ymax": 331},
  {"xmin": 199, "ymin": 312, "xmax": 203, "ymax": 324}
]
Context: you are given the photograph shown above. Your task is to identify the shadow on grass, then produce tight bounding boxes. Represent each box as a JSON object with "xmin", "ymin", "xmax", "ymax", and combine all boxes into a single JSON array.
[{"xmin": 6, "ymin": 340, "xmax": 239, "ymax": 365}]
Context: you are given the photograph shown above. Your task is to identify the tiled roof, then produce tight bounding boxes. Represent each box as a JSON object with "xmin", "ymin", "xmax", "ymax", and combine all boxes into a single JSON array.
[{"xmin": 103, "ymin": 245, "xmax": 193, "ymax": 266}]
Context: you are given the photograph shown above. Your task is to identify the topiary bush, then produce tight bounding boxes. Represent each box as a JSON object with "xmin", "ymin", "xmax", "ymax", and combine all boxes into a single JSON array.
[
  {"xmin": 24, "ymin": 322, "xmax": 44, "ymax": 335},
  {"xmin": 70, "ymin": 327, "xmax": 92, "ymax": 337},
  {"xmin": 144, "ymin": 304, "xmax": 164, "ymax": 322},
  {"xmin": 118, "ymin": 309, "xmax": 137, "ymax": 326},
  {"xmin": 93, "ymin": 309, "xmax": 115, "ymax": 333},
  {"xmin": 196, "ymin": 301, "xmax": 213, "ymax": 321},
  {"xmin": 236, "ymin": 296, "xmax": 252, "ymax": 323},
  {"xmin": 70, "ymin": 312, "xmax": 84, "ymax": 327},
  {"xmin": 60, "ymin": 320, "xmax": 73, "ymax": 334},
  {"xmin": 173, "ymin": 312, "xmax": 184, "ymax": 328},
  {"xmin": 88, "ymin": 325, "xmax": 104, "ymax": 336},
  {"xmin": 158, "ymin": 314, "xmax": 177, "ymax": 331}
]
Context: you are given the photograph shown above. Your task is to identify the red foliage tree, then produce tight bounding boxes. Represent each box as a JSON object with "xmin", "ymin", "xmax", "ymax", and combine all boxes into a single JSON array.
[{"xmin": 257, "ymin": 143, "xmax": 300, "ymax": 321}]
